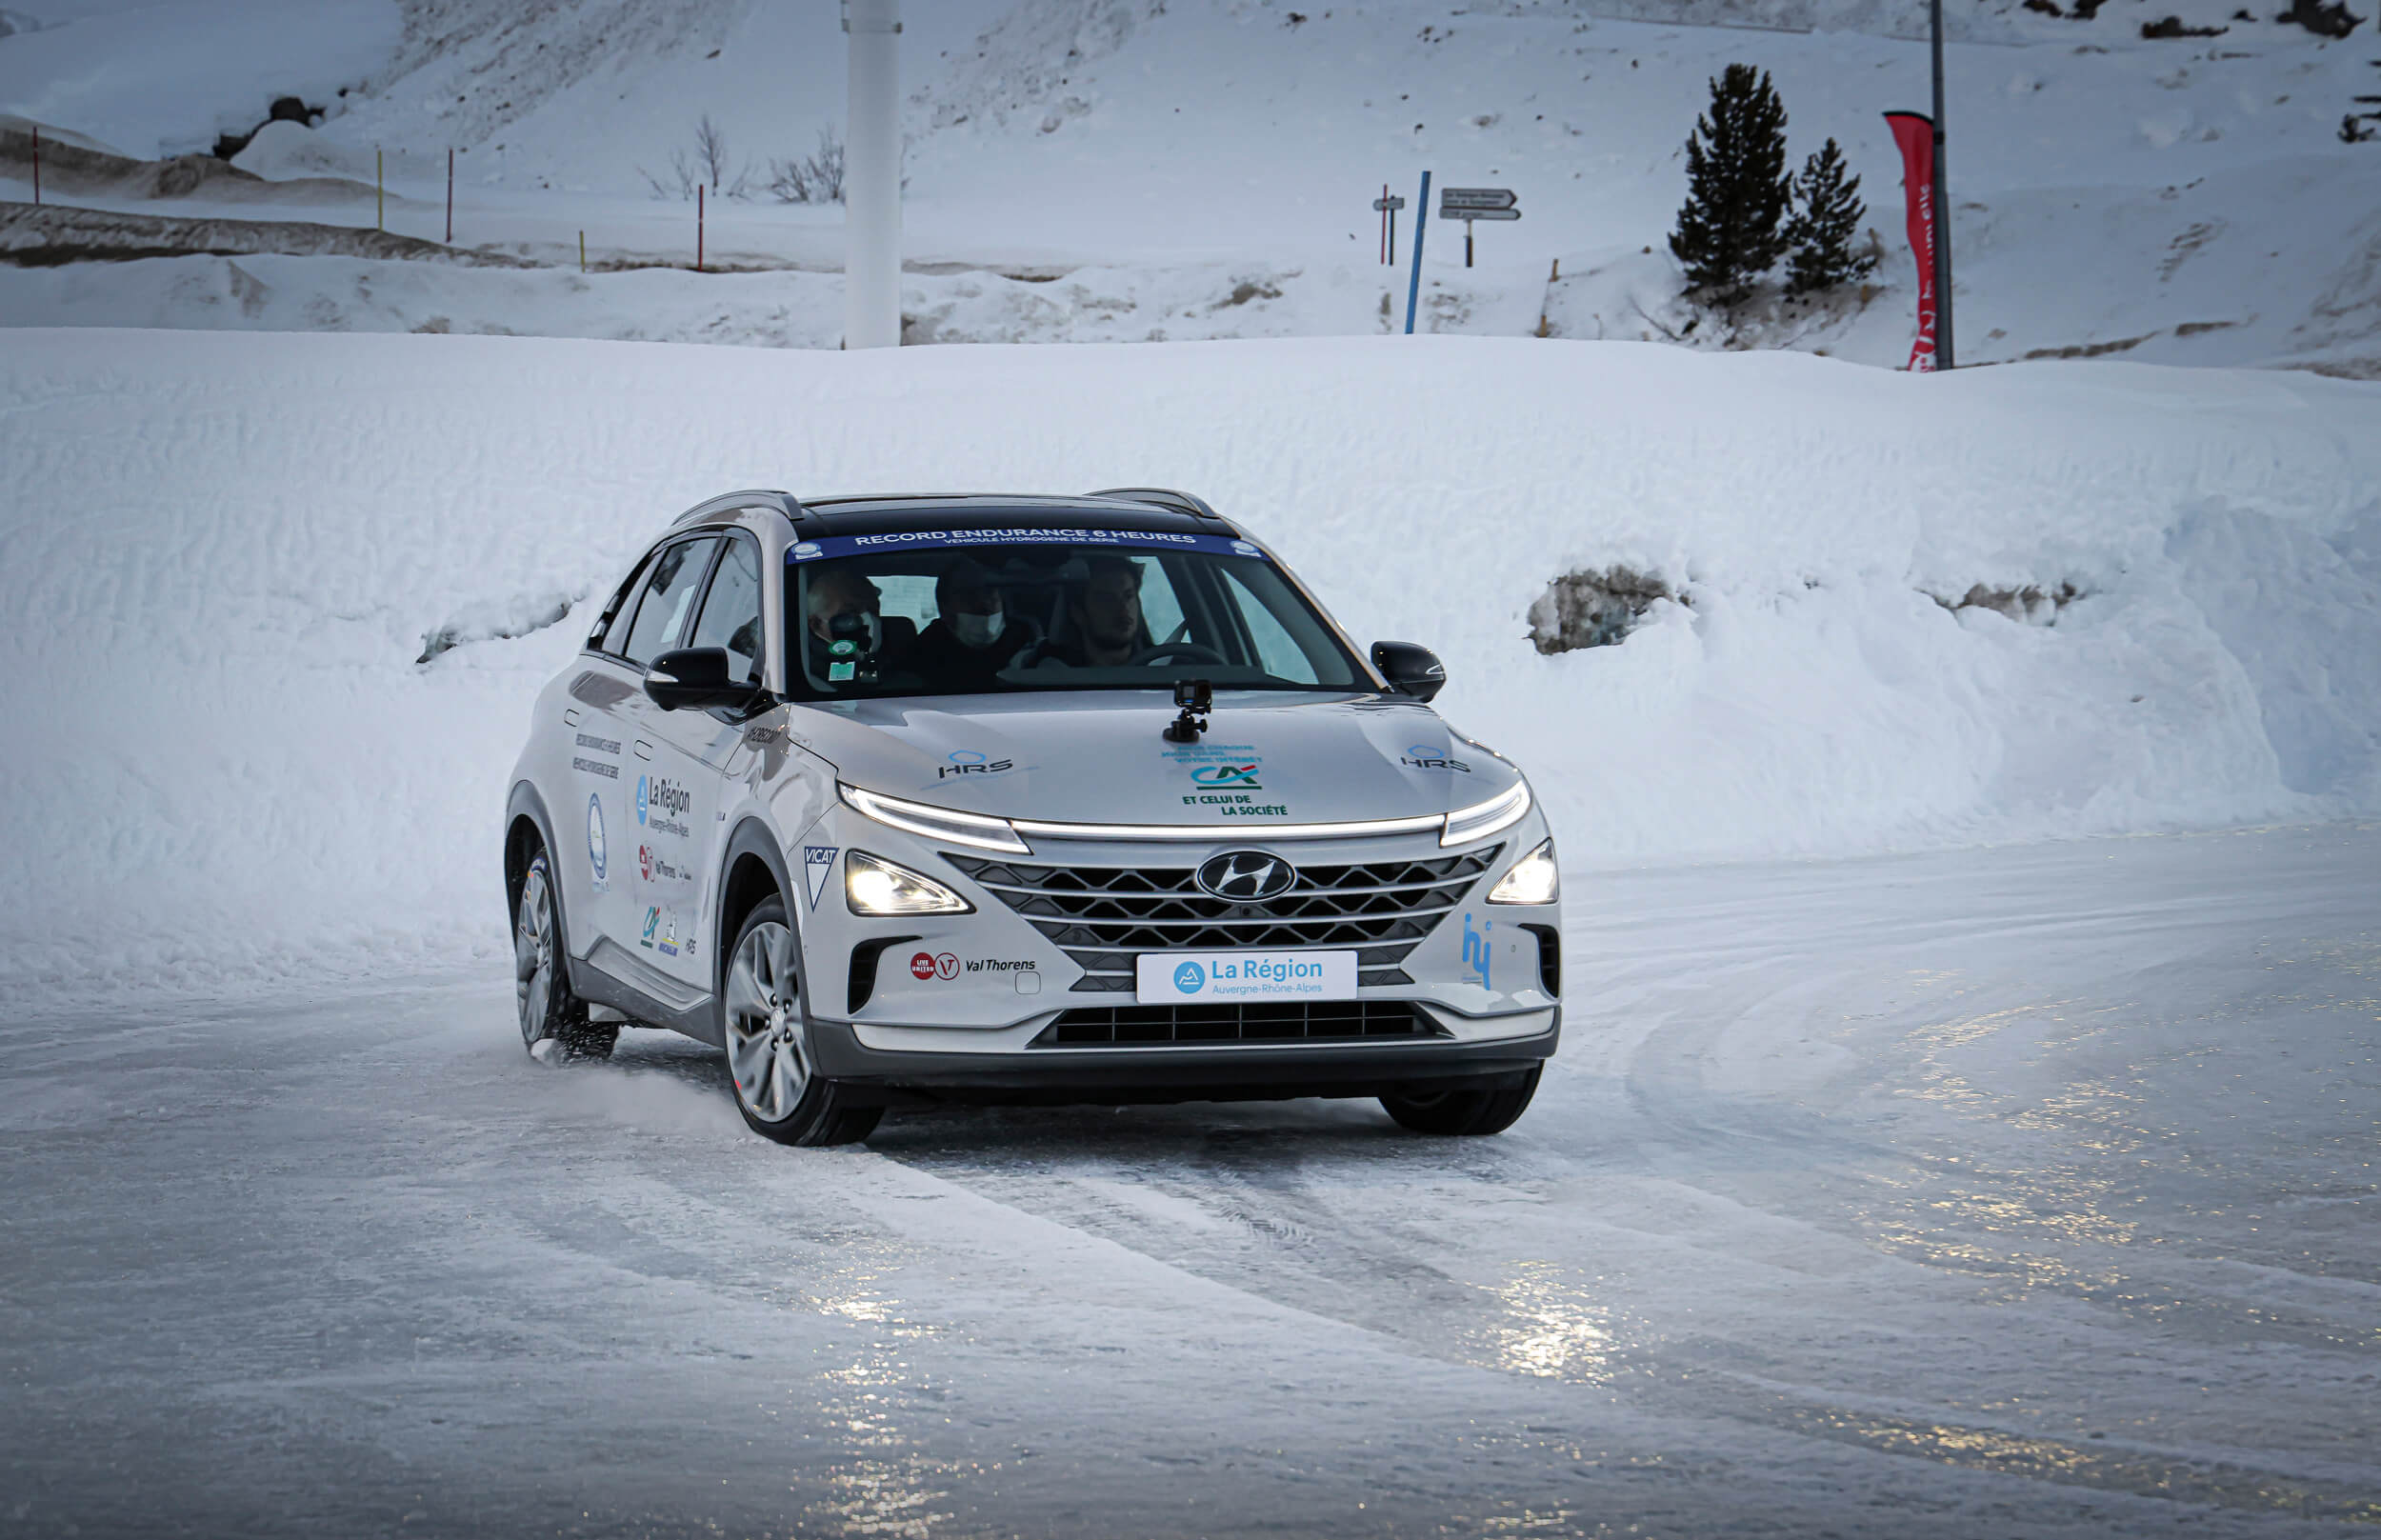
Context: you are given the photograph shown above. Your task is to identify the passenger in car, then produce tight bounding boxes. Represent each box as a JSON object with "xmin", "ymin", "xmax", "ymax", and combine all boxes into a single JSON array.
[
  {"xmin": 1040, "ymin": 555, "xmax": 1151, "ymax": 668},
  {"xmin": 910, "ymin": 558, "xmax": 1039, "ymax": 692}
]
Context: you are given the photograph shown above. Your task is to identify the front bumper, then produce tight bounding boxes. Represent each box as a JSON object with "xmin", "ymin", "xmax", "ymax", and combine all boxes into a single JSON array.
[{"xmin": 807, "ymin": 1010, "xmax": 1560, "ymax": 1106}]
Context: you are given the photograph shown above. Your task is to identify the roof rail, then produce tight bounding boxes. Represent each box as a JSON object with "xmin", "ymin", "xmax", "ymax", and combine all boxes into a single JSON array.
[
  {"xmin": 670, "ymin": 490, "xmax": 812, "ymax": 528},
  {"xmin": 1086, "ymin": 487, "xmax": 1225, "ymax": 521}
]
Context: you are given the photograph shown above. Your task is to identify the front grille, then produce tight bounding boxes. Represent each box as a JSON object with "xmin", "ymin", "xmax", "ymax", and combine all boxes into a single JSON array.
[
  {"xmin": 1033, "ymin": 1001, "xmax": 1447, "ymax": 1047},
  {"xmin": 944, "ymin": 845, "xmax": 1503, "ymax": 993}
]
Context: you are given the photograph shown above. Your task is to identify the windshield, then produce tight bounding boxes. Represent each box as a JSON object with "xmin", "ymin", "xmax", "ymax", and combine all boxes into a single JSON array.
[{"xmin": 784, "ymin": 530, "xmax": 1366, "ymax": 700}]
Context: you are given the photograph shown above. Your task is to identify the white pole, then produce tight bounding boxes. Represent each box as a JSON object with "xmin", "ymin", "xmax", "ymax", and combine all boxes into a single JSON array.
[{"xmin": 843, "ymin": 0, "xmax": 902, "ymax": 350}]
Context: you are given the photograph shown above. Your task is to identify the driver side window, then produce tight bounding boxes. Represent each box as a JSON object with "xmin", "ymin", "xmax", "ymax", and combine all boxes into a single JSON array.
[{"xmin": 620, "ymin": 537, "xmax": 720, "ymax": 668}]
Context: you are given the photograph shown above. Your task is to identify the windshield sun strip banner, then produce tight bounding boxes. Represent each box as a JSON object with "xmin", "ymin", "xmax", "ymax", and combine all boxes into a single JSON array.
[{"xmin": 788, "ymin": 529, "xmax": 1269, "ymax": 562}]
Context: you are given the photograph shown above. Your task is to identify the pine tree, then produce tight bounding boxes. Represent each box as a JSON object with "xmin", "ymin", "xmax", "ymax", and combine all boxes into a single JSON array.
[
  {"xmin": 1784, "ymin": 138, "xmax": 1878, "ymax": 294},
  {"xmin": 1668, "ymin": 64, "xmax": 1793, "ymax": 306}
]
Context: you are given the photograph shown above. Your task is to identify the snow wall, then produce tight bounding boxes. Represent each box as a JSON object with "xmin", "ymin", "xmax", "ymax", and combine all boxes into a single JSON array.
[{"xmin": 3, "ymin": 329, "xmax": 2376, "ymax": 1002}]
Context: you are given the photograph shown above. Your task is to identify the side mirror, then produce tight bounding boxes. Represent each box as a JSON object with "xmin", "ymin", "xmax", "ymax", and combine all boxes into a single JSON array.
[
  {"xmin": 1371, "ymin": 641, "xmax": 1447, "ymax": 703},
  {"xmin": 644, "ymin": 647, "xmax": 762, "ymax": 712}
]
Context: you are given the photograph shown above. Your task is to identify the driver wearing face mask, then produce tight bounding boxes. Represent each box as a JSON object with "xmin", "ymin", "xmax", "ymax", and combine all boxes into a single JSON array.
[{"xmin": 910, "ymin": 557, "xmax": 1038, "ymax": 693}]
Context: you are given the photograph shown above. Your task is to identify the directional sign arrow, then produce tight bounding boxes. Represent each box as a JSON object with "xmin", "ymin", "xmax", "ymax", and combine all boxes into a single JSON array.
[
  {"xmin": 1372, "ymin": 194, "xmax": 1407, "ymax": 211},
  {"xmin": 1439, "ymin": 187, "xmax": 1518, "ymax": 211},
  {"xmin": 1440, "ymin": 206, "xmax": 1521, "ymax": 221}
]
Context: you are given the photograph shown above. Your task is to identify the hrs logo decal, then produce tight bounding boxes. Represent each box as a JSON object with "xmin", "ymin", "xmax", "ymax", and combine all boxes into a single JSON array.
[
  {"xmin": 1399, "ymin": 743, "xmax": 1472, "ymax": 773},
  {"xmin": 937, "ymin": 749, "xmax": 1014, "ymax": 779}
]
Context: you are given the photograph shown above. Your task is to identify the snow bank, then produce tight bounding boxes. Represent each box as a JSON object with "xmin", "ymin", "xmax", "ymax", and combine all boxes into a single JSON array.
[{"xmin": 1, "ymin": 329, "xmax": 2374, "ymax": 1003}]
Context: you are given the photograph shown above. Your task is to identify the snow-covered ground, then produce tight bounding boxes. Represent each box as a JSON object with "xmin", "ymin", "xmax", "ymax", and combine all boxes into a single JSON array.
[
  {"xmin": 2, "ymin": 0, "xmax": 2376, "ymax": 370},
  {"xmin": 5, "ymin": 825, "xmax": 2373, "ymax": 1536},
  {"xmin": 3, "ymin": 327, "xmax": 2376, "ymax": 1006}
]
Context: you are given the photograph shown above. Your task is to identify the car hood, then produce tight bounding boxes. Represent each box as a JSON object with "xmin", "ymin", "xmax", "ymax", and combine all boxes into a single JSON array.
[{"xmin": 784, "ymin": 690, "xmax": 1522, "ymax": 829}]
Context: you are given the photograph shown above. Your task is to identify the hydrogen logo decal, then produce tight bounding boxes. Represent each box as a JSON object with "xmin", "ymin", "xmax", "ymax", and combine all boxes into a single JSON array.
[
  {"xmin": 938, "ymin": 748, "xmax": 1015, "ymax": 779},
  {"xmin": 586, "ymin": 794, "xmax": 607, "ymax": 882},
  {"xmin": 635, "ymin": 775, "xmax": 648, "ymax": 825},
  {"xmin": 1190, "ymin": 763, "xmax": 1262, "ymax": 790},
  {"xmin": 790, "ymin": 541, "xmax": 824, "ymax": 561},
  {"xmin": 1462, "ymin": 911, "xmax": 1492, "ymax": 990},
  {"xmin": 1172, "ymin": 961, "xmax": 1208, "ymax": 994},
  {"xmin": 1400, "ymin": 743, "xmax": 1472, "ymax": 772}
]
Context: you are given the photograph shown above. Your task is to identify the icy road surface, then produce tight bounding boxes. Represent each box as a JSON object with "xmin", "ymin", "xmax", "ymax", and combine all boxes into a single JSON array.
[{"xmin": 4, "ymin": 827, "xmax": 2374, "ymax": 1539}]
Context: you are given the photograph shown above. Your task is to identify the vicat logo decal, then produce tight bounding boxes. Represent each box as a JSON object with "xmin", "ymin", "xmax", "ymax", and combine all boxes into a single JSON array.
[
  {"xmin": 1190, "ymin": 763, "xmax": 1262, "ymax": 790},
  {"xmin": 1399, "ymin": 743, "xmax": 1472, "ymax": 772},
  {"xmin": 937, "ymin": 749, "xmax": 1014, "ymax": 779}
]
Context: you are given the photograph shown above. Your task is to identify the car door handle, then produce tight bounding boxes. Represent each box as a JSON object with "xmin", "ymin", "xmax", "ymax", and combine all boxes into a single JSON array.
[
  {"xmin": 563, "ymin": 708, "xmax": 582, "ymax": 727},
  {"xmin": 633, "ymin": 739, "xmax": 655, "ymax": 761}
]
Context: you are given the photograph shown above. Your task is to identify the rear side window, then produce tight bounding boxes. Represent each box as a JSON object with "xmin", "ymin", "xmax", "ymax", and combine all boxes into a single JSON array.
[
  {"xmin": 687, "ymin": 535, "xmax": 764, "ymax": 682},
  {"xmin": 620, "ymin": 537, "xmax": 720, "ymax": 667}
]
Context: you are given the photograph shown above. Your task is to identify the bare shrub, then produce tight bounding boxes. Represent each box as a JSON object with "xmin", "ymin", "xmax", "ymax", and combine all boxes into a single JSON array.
[
  {"xmin": 767, "ymin": 128, "xmax": 845, "ymax": 205},
  {"xmin": 640, "ymin": 114, "xmax": 750, "ymax": 201}
]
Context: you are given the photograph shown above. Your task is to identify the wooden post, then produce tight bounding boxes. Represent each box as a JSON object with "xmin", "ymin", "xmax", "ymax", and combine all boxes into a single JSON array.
[
  {"xmin": 375, "ymin": 148, "xmax": 384, "ymax": 231},
  {"xmin": 696, "ymin": 183, "xmax": 705, "ymax": 272},
  {"xmin": 445, "ymin": 149, "xmax": 453, "ymax": 243},
  {"xmin": 29, "ymin": 125, "xmax": 37, "ymax": 206},
  {"xmin": 579, "ymin": 230, "xmax": 586, "ymax": 273}
]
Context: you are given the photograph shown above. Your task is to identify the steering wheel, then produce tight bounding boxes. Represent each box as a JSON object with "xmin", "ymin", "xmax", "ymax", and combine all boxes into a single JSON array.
[{"xmin": 1129, "ymin": 642, "xmax": 1227, "ymax": 668}]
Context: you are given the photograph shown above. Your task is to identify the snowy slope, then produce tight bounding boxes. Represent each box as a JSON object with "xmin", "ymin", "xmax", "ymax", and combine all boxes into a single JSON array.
[
  {"xmin": 1, "ymin": 0, "xmax": 2373, "ymax": 370},
  {"xmin": 2, "ymin": 328, "xmax": 2374, "ymax": 1003}
]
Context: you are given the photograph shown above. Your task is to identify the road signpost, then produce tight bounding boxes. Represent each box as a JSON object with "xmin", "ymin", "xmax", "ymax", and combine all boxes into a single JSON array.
[
  {"xmin": 1439, "ymin": 187, "xmax": 1519, "ymax": 268},
  {"xmin": 1372, "ymin": 186, "xmax": 1408, "ymax": 265}
]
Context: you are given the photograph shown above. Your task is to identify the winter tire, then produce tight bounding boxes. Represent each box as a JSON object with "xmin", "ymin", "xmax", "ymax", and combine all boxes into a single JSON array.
[
  {"xmin": 721, "ymin": 898, "xmax": 882, "ymax": 1147},
  {"xmin": 515, "ymin": 849, "xmax": 617, "ymax": 1062},
  {"xmin": 1380, "ymin": 1066, "xmax": 1541, "ymax": 1136}
]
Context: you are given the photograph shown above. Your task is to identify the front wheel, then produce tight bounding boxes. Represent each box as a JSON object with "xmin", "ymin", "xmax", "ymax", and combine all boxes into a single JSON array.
[
  {"xmin": 515, "ymin": 850, "xmax": 616, "ymax": 1063},
  {"xmin": 1380, "ymin": 1067, "xmax": 1541, "ymax": 1136},
  {"xmin": 721, "ymin": 898, "xmax": 882, "ymax": 1147}
]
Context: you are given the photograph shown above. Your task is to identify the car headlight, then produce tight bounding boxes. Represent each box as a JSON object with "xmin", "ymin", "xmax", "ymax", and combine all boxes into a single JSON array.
[
  {"xmin": 1487, "ymin": 838, "xmax": 1558, "ymax": 905},
  {"xmin": 845, "ymin": 850, "xmax": 974, "ymax": 916},
  {"xmin": 840, "ymin": 783, "xmax": 1031, "ymax": 855}
]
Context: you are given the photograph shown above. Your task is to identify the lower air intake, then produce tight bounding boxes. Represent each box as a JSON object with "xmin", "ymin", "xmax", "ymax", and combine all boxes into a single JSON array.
[{"xmin": 1032, "ymin": 1001, "xmax": 1446, "ymax": 1048}]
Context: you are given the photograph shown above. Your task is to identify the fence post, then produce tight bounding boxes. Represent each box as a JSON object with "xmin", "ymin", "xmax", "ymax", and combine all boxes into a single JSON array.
[{"xmin": 697, "ymin": 183, "xmax": 705, "ymax": 272}]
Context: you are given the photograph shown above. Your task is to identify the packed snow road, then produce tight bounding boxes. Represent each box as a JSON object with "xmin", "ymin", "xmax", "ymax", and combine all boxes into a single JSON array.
[{"xmin": 4, "ymin": 826, "xmax": 2374, "ymax": 1539}]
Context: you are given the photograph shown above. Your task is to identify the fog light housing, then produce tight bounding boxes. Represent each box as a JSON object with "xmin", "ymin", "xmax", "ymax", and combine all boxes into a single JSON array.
[
  {"xmin": 845, "ymin": 850, "xmax": 973, "ymax": 916},
  {"xmin": 1487, "ymin": 838, "xmax": 1558, "ymax": 905}
]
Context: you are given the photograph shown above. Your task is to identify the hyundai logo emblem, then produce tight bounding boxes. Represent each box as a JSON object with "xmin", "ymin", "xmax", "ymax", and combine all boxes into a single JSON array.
[{"xmin": 1196, "ymin": 850, "xmax": 1296, "ymax": 902}]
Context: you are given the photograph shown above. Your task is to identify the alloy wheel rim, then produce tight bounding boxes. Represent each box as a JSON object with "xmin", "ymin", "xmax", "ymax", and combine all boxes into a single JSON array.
[
  {"xmin": 516, "ymin": 863, "xmax": 554, "ymax": 1047},
  {"xmin": 725, "ymin": 920, "xmax": 808, "ymax": 1122}
]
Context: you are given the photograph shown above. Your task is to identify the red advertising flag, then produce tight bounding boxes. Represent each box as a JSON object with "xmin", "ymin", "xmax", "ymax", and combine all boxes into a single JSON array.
[{"xmin": 1883, "ymin": 111, "xmax": 1937, "ymax": 373}]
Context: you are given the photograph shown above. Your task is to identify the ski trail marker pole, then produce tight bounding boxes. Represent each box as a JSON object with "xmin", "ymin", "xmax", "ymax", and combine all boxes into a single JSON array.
[
  {"xmin": 1403, "ymin": 170, "xmax": 1431, "ymax": 334},
  {"xmin": 375, "ymin": 148, "xmax": 384, "ymax": 231},
  {"xmin": 445, "ymin": 149, "xmax": 453, "ymax": 243},
  {"xmin": 30, "ymin": 125, "xmax": 37, "ymax": 206},
  {"xmin": 697, "ymin": 183, "xmax": 705, "ymax": 271}
]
